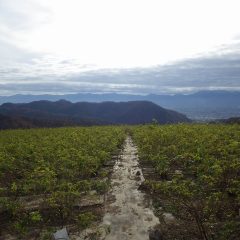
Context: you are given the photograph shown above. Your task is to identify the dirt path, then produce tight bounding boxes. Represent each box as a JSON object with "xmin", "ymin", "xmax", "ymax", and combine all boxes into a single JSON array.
[{"xmin": 102, "ymin": 136, "xmax": 159, "ymax": 240}]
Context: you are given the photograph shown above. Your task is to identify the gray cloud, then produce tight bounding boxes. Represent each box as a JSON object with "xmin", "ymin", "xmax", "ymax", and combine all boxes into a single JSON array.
[
  {"xmin": 0, "ymin": 81, "xmax": 153, "ymax": 95},
  {"xmin": 1, "ymin": 0, "xmax": 240, "ymax": 96},
  {"xmin": 1, "ymin": 49, "xmax": 240, "ymax": 95},
  {"xmin": 0, "ymin": 0, "xmax": 240, "ymax": 95},
  {"xmin": 0, "ymin": 0, "xmax": 240, "ymax": 97}
]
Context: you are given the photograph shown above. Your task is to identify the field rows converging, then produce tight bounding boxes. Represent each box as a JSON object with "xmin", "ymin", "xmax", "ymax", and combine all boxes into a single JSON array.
[{"xmin": 0, "ymin": 124, "xmax": 240, "ymax": 240}]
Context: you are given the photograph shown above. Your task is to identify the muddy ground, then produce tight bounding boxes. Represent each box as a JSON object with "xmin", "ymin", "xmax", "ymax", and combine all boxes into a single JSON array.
[
  {"xmin": 72, "ymin": 136, "xmax": 161, "ymax": 240},
  {"xmin": 102, "ymin": 136, "xmax": 160, "ymax": 239}
]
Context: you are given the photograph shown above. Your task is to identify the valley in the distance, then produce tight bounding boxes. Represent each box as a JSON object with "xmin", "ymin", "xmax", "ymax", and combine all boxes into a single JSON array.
[
  {"xmin": 0, "ymin": 90, "xmax": 240, "ymax": 121},
  {"xmin": 0, "ymin": 91, "xmax": 239, "ymax": 240}
]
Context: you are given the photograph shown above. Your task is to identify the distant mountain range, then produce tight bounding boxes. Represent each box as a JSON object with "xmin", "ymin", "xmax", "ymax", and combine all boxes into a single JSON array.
[
  {"xmin": 0, "ymin": 90, "xmax": 239, "ymax": 120},
  {"xmin": 0, "ymin": 100, "xmax": 190, "ymax": 129},
  {"xmin": 211, "ymin": 117, "xmax": 240, "ymax": 124}
]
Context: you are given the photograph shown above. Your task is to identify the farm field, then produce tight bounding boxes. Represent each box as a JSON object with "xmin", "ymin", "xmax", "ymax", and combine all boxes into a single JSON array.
[
  {"xmin": 0, "ymin": 124, "xmax": 239, "ymax": 239},
  {"xmin": 0, "ymin": 126, "xmax": 125, "ymax": 239},
  {"xmin": 132, "ymin": 124, "xmax": 240, "ymax": 240}
]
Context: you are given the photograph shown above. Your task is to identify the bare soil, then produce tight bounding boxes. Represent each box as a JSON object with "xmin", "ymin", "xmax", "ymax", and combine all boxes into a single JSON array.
[{"xmin": 101, "ymin": 136, "xmax": 160, "ymax": 240}]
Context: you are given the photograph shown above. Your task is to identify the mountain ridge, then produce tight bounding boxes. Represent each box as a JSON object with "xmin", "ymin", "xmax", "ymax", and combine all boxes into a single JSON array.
[
  {"xmin": 0, "ymin": 100, "xmax": 190, "ymax": 129},
  {"xmin": 0, "ymin": 90, "xmax": 239, "ymax": 120}
]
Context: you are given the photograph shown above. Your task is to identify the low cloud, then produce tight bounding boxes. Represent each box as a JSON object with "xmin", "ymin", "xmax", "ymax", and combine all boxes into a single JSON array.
[
  {"xmin": 0, "ymin": 0, "xmax": 240, "ymax": 95},
  {"xmin": 1, "ymin": 36, "xmax": 240, "ymax": 95}
]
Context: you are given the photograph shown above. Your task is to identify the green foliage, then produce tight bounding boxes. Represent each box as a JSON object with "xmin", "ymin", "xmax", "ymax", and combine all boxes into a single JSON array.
[
  {"xmin": 76, "ymin": 212, "xmax": 96, "ymax": 230},
  {"xmin": 30, "ymin": 211, "xmax": 42, "ymax": 223},
  {"xmin": 0, "ymin": 126, "xmax": 125, "ymax": 236},
  {"xmin": 132, "ymin": 124, "xmax": 240, "ymax": 239}
]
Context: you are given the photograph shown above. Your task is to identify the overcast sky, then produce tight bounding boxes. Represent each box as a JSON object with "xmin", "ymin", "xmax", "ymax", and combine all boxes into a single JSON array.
[{"xmin": 1, "ymin": 0, "xmax": 240, "ymax": 95}]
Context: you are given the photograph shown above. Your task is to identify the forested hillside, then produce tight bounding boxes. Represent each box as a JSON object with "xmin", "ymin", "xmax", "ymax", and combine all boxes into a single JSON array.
[{"xmin": 0, "ymin": 100, "xmax": 190, "ymax": 129}]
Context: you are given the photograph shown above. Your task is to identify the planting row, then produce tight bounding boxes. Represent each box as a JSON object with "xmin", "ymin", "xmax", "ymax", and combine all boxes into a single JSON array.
[{"xmin": 132, "ymin": 124, "xmax": 240, "ymax": 240}]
